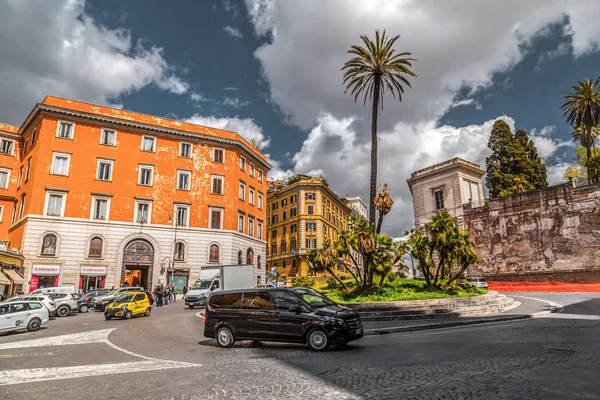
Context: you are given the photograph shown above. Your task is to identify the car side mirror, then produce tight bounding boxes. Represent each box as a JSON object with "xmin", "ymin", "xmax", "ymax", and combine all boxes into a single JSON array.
[{"xmin": 288, "ymin": 305, "xmax": 301, "ymax": 314}]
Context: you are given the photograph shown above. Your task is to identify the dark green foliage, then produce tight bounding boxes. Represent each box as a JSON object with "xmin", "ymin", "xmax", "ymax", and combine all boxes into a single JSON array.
[
  {"xmin": 485, "ymin": 120, "xmax": 548, "ymax": 198},
  {"xmin": 291, "ymin": 276, "xmax": 315, "ymax": 288}
]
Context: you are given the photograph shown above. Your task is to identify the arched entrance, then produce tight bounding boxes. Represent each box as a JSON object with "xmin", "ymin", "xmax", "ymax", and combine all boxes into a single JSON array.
[{"xmin": 121, "ymin": 239, "xmax": 154, "ymax": 289}]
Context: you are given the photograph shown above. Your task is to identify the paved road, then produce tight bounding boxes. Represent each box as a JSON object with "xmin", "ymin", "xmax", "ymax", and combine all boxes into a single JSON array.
[{"xmin": 1, "ymin": 294, "xmax": 599, "ymax": 400}]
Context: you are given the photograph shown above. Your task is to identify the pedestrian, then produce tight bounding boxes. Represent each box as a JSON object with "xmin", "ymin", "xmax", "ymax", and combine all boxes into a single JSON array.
[
  {"xmin": 171, "ymin": 284, "xmax": 176, "ymax": 302},
  {"xmin": 163, "ymin": 285, "xmax": 170, "ymax": 305},
  {"xmin": 182, "ymin": 285, "xmax": 188, "ymax": 299},
  {"xmin": 155, "ymin": 285, "xmax": 163, "ymax": 307}
]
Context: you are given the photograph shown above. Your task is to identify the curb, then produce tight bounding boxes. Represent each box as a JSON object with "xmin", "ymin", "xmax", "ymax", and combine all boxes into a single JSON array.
[{"xmin": 363, "ymin": 305, "xmax": 559, "ymax": 336}]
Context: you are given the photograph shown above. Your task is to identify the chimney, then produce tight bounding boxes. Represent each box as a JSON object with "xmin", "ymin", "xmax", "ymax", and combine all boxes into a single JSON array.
[{"xmin": 251, "ymin": 139, "xmax": 257, "ymax": 147}]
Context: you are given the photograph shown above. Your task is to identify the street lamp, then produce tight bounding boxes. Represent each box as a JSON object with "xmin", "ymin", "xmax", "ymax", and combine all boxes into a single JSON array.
[{"xmin": 167, "ymin": 214, "xmax": 179, "ymax": 285}]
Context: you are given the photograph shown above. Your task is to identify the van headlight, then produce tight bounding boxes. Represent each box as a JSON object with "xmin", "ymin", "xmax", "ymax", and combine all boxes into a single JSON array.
[{"xmin": 325, "ymin": 317, "xmax": 346, "ymax": 327}]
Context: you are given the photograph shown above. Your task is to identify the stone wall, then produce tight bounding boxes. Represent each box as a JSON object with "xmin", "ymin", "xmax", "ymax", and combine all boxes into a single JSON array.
[{"xmin": 463, "ymin": 182, "xmax": 600, "ymax": 282}]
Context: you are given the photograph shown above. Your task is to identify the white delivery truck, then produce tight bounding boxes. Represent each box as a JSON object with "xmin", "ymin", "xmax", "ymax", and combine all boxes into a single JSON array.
[{"xmin": 185, "ymin": 264, "xmax": 254, "ymax": 309}]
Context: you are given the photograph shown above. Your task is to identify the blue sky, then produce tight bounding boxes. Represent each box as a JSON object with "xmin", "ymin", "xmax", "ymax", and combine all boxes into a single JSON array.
[{"xmin": 2, "ymin": 0, "xmax": 600, "ymax": 235}]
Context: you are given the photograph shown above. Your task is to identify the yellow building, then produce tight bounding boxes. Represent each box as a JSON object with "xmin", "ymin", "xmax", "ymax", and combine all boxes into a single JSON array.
[{"xmin": 266, "ymin": 175, "xmax": 355, "ymax": 280}]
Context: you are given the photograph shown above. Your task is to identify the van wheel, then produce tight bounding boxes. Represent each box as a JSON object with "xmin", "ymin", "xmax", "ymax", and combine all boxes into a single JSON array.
[
  {"xmin": 79, "ymin": 304, "xmax": 89, "ymax": 313},
  {"xmin": 188, "ymin": 305, "xmax": 194, "ymax": 309},
  {"xmin": 216, "ymin": 327, "xmax": 235, "ymax": 348},
  {"xmin": 105, "ymin": 315, "xmax": 112, "ymax": 320},
  {"xmin": 57, "ymin": 305, "xmax": 70, "ymax": 317},
  {"xmin": 307, "ymin": 328, "xmax": 330, "ymax": 351},
  {"xmin": 144, "ymin": 308, "xmax": 151, "ymax": 317},
  {"xmin": 124, "ymin": 310, "xmax": 133, "ymax": 319},
  {"xmin": 27, "ymin": 318, "xmax": 41, "ymax": 332}
]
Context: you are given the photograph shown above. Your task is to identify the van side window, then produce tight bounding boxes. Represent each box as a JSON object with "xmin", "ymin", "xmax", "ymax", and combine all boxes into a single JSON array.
[
  {"xmin": 28, "ymin": 303, "xmax": 42, "ymax": 310},
  {"xmin": 272, "ymin": 291, "xmax": 300, "ymax": 311},
  {"xmin": 210, "ymin": 293, "xmax": 242, "ymax": 309},
  {"xmin": 241, "ymin": 292, "xmax": 273, "ymax": 310}
]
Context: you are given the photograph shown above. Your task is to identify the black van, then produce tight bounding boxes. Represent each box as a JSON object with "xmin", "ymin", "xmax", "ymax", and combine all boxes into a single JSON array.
[{"xmin": 203, "ymin": 287, "xmax": 363, "ymax": 351}]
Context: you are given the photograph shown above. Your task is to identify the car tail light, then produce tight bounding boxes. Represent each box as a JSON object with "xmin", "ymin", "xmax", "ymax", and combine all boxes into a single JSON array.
[
  {"xmin": 50, "ymin": 302, "xmax": 55, "ymax": 307},
  {"xmin": 84, "ymin": 295, "xmax": 89, "ymax": 302},
  {"xmin": 203, "ymin": 311, "xmax": 207, "ymax": 323}
]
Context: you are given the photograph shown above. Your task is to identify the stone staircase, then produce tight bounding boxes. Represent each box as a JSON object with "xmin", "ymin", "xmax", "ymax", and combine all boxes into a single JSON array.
[{"xmin": 345, "ymin": 291, "xmax": 517, "ymax": 322}]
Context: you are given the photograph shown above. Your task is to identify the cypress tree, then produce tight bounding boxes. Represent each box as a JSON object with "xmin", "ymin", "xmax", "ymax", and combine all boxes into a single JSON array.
[{"xmin": 485, "ymin": 120, "xmax": 515, "ymax": 198}]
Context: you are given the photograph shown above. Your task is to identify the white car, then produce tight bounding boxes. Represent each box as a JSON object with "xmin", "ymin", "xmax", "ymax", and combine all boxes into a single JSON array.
[
  {"xmin": 46, "ymin": 293, "xmax": 79, "ymax": 317},
  {"xmin": 468, "ymin": 277, "xmax": 489, "ymax": 289},
  {"xmin": 0, "ymin": 301, "xmax": 50, "ymax": 333},
  {"xmin": 3, "ymin": 295, "xmax": 57, "ymax": 317}
]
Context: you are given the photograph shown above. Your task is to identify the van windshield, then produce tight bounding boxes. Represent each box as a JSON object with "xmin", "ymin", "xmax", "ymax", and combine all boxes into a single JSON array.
[
  {"xmin": 291, "ymin": 289, "xmax": 334, "ymax": 308},
  {"xmin": 193, "ymin": 280, "xmax": 212, "ymax": 290}
]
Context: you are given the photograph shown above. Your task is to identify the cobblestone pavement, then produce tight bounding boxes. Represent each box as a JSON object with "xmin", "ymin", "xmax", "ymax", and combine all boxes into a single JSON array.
[{"xmin": 1, "ymin": 294, "xmax": 599, "ymax": 400}]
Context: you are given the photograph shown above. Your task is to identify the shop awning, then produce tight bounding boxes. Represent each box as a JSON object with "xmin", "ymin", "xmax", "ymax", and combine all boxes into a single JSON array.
[
  {"xmin": 2, "ymin": 269, "xmax": 25, "ymax": 285},
  {"xmin": 0, "ymin": 271, "xmax": 10, "ymax": 285}
]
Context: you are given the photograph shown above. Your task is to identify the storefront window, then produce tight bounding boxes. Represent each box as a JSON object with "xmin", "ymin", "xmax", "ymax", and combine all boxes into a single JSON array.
[
  {"xmin": 41, "ymin": 234, "xmax": 57, "ymax": 256},
  {"xmin": 88, "ymin": 237, "xmax": 103, "ymax": 258}
]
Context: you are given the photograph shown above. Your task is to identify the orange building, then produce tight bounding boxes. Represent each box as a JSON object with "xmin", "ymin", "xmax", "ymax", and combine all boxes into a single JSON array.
[{"xmin": 0, "ymin": 96, "xmax": 270, "ymax": 292}]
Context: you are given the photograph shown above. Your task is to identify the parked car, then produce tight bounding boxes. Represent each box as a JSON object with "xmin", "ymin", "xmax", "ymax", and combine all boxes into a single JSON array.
[
  {"xmin": 467, "ymin": 277, "xmax": 489, "ymax": 289},
  {"xmin": 104, "ymin": 292, "xmax": 151, "ymax": 320},
  {"xmin": 73, "ymin": 293, "xmax": 91, "ymax": 313},
  {"xmin": 46, "ymin": 293, "xmax": 78, "ymax": 317},
  {"xmin": 204, "ymin": 288, "xmax": 364, "ymax": 351},
  {"xmin": 2, "ymin": 295, "xmax": 57, "ymax": 317},
  {"xmin": 91, "ymin": 287, "xmax": 145, "ymax": 311},
  {"xmin": 0, "ymin": 301, "xmax": 50, "ymax": 333},
  {"xmin": 83, "ymin": 289, "xmax": 110, "ymax": 302},
  {"xmin": 30, "ymin": 286, "xmax": 75, "ymax": 295}
]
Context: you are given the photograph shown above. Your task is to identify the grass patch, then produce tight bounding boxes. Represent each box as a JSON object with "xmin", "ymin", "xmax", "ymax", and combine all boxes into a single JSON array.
[{"xmin": 316, "ymin": 278, "xmax": 487, "ymax": 303}]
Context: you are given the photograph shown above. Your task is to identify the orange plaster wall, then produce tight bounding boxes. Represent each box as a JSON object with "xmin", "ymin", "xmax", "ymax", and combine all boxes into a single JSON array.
[{"xmin": 0, "ymin": 125, "xmax": 22, "ymax": 240}]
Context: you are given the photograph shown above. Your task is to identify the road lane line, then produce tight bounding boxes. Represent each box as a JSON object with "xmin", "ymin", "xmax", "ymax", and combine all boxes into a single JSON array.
[
  {"xmin": 0, "ymin": 360, "xmax": 199, "ymax": 386},
  {"xmin": 0, "ymin": 329, "xmax": 115, "ymax": 350}
]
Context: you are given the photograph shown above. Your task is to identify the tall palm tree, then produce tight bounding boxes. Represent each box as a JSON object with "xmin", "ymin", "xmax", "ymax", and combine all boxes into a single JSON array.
[
  {"xmin": 561, "ymin": 78, "xmax": 600, "ymax": 182},
  {"xmin": 342, "ymin": 30, "xmax": 416, "ymax": 226}
]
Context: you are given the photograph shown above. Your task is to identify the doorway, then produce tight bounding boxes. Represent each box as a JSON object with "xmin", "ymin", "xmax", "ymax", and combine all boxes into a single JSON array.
[
  {"xmin": 124, "ymin": 268, "xmax": 147, "ymax": 288},
  {"xmin": 121, "ymin": 239, "xmax": 155, "ymax": 290}
]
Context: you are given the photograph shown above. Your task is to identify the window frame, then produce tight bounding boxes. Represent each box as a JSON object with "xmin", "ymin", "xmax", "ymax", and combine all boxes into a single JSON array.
[
  {"xmin": 240, "ymin": 155, "xmax": 247, "ymax": 172},
  {"xmin": 249, "ymin": 187, "xmax": 255, "ymax": 206},
  {"xmin": 248, "ymin": 217, "xmax": 255, "ymax": 237},
  {"xmin": 249, "ymin": 163, "xmax": 255, "ymax": 177},
  {"xmin": 0, "ymin": 168, "xmax": 10, "ymax": 189},
  {"xmin": 100, "ymin": 128, "xmax": 117, "ymax": 146},
  {"xmin": 257, "ymin": 221, "xmax": 263, "ymax": 240},
  {"xmin": 44, "ymin": 191, "xmax": 66, "ymax": 217},
  {"xmin": 208, "ymin": 243, "xmax": 220, "ymax": 263},
  {"xmin": 174, "ymin": 204, "xmax": 190, "ymax": 227},
  {"xmin": 211, "ymin": 175, "xmax": 224, "ymax": 195},
  {"xmin": 238, "ymin": 213, "xmax": 245, "ymax": 233},
  {"xmin": 306, "ymin": 238, "xmax": 317, "ymax": 249},
  {"xmin": 179, "ymin": 142, "xmax": 192, "ymax": 158},
  {"xmin": 96, "ymin": 158, "xmax": 114, "ymax": 181},
  {"xmin": 258, "ymin": 169, "xmax": 263, "ymax": 183},
  {"xmin": 138, "ymin": 164, "xmax": 154, "ymax": 186},
  {"xmin": 434, "ymin": 189, "xmax": 444, "ymax": 210},
  {"xmin": 40, "ymin": 233, "xmax": 58, "ymax": 256},
  {"xmin": 306, "ymin": 222, "xmax": 316, "ymax": 232},
  {"xmin": 24, "ymin": 157, "xmax": 32, "ymax": 182},
  {"xmin": 212, "ymin": 147, "xmax": 225, "ymax": 163},
  {"xmin": 19, "ymin": 194, "xmax": 26, "ymax": 219},
  {"xmin": 134, "ymin": 200, "xmax": 152, "ymax": 224},
  {"xmin": 209, "ymin": 207, "xmax": 223, "ymax": 230},
  {"xmin": 56, "ymin": 120, "xmax": 75, "ymax": 140},
  {"xmin": 174, "ymin": 241, "xmax": 186, "ymax": 261},
  {"xmin": 22, "ymin": 139, "xmax": 28, "ymax": 155},
  {"xmin": 0, "ymin": 205, "xmax": 3, "ymax": 222},
  {"xmin": 176, "ymin": 170, "xmax": 191, "ymax": 191},
  {"xmin": 0, "ymin": 138, "xmax": 15, "ymax": 155},
  {"xmin": 239, "ymin": 181, "xmax": 246, "ymax": 201},
  {"xmin": 51, "ymin": 152, "xmax": 71, "ymax": 176},
  {"xmin": 90, "ymin": 196, "xmax": 111, "ymax": 221},
  {"xmin": 257, "ymin": 192, "xmax": 263, "ymax": 210},
  {"xmin": 141, "ymin": 135, "xmax": 156, "ymax": 152},
  {"xmin": 88, "ymin": 236, "xmax": 104, "ymax": 258}
]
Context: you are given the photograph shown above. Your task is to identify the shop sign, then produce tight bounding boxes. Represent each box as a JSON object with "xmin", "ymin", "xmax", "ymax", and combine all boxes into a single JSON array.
[
  {"xmin": 80, "ymin": 266, "xmax": 107, "ymax": 276},
  {"xmin": 32, "ymin": 264, "xmax": 61, "ymax": 276}
]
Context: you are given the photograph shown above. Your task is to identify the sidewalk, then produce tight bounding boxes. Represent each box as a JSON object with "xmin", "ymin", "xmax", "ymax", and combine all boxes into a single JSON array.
[{"xmin": 362, "ymin": 294, "xmax": 558, "ymax": 335}]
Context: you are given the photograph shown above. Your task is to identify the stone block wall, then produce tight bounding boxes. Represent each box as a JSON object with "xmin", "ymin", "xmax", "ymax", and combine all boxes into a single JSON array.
[{"xmin": 463, "ymin": 182, "xmax": 600, "ymax": 282}]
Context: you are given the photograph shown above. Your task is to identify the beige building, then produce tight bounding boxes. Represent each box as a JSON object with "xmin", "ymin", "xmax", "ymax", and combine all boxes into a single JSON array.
[{"xmin": 407, "ymin": 157, "xmax": 485, "ymax": 228}]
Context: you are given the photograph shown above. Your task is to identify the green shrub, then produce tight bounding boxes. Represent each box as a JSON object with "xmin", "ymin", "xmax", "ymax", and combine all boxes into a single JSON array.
[
  {"xmin": 291, "ymin": 276, "xmax": 315, "ymax": 288},
  {"xmin": 326, "ymin": 278, "xmax": 339, "ymax": 289}
]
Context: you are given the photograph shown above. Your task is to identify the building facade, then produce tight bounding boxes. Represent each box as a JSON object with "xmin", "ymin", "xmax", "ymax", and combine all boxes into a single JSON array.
[
  {"xmin": 0, "ymin": 96, "xmax": 269, "ymax": 293},
  {"xmin": 266, "ymin": 175, "xmax": 354, "ymax": 280},
  {"xmin": 407, "ymin": 157, "xmax": 485, "ymax": 229}
]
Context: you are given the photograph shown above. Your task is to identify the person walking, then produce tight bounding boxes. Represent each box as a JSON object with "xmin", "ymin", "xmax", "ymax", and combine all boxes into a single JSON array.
[
  {"xmin": 163, "ymin": 285, "xmax": 170, "ymax": 306},
  {"xmin": 172, "ymin": 285, "xmax": 177, "ymax": 302},
  {"xmin": 155, "ymin": 285, "xmax": 163, "ymax": 307},
  {"xmin": 182, "ymin": 285, "xmax": 188, "ymax": 299}
]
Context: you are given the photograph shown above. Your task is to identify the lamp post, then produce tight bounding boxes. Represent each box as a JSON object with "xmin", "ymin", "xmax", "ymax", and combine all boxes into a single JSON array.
[{"xmin": 168, "ymin": 214, "xmax": 179, "ymax": 285}]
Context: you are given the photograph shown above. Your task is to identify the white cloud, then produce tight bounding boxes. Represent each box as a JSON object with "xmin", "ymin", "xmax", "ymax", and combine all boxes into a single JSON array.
[
  {"xmin": 223, "ymin": 97, "xmax": 250, "ymax": 108},
  {"xmin": 0, "ymin": 0, "xmax": 188, "ymax": 124},
  {"xmin": 223, "ymin": 25, "xmax": 243, "ymax": 39},
  {"xmin": 529, "ymin": 126, "xmax": 574, "ymax": 160},
  {"xmin": 185, "ymin": 115, "xmax": 270, "ymax": 150}
]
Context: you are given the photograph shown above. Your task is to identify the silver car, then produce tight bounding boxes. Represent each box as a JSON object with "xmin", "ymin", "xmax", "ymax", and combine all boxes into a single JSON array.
[
  {"xmin": 46, "ymin": 293, "xmax": 79, "ymax": 317},
  {"xmin": 0, "ymin": 301, "xmax": 50, "ymax": 333},
  {"xmin": 3, "ymin": 295, "xmax": 57, "ymax": 317},
  {"xmin": 468, "ymin": 277, "xmax": 489, "ymax": 289}
]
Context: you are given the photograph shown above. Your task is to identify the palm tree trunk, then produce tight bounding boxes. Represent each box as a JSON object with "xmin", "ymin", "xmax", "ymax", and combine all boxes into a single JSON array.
[
  {"xmin": 376, "ymin": 211, "xmax": 384, "ymax": 234},
  {"xmin": 369, "ymin": 74, "xmax": 381, "ymax": 227}
]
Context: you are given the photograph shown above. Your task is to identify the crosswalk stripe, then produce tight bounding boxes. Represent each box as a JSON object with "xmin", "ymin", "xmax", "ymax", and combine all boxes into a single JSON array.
[
  {"xmin": 0, "ymin": 360, "xmax": 198, "ymax": 386},
  {"xmin": 0, "ymin": 329, "xmax": 115, "ymax": 350}
]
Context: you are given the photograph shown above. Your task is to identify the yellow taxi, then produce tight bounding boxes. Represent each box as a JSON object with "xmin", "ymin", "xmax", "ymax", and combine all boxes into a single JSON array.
[{"xmin": 104, "ymin": 291, "xmax": 151, "ymax": 320}]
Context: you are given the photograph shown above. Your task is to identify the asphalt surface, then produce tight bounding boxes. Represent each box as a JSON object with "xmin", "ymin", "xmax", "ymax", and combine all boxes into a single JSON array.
[{"xmin": 0, "ymin": 293, "xmax": 599, "ymax": 400}]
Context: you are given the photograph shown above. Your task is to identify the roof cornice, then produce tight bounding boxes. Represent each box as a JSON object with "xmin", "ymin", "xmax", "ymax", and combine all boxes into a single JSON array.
[
  {"xmin": 407, "ymin": 162, "xmax": 485, "ymax": 187},
  {"xmin": 20, "ymin": 104, "xmax": 272, "ymax": 170}
]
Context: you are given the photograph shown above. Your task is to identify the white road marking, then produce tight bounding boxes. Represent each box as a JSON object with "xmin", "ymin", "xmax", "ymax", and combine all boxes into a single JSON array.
[
  {"xmin": 0, "ymin": 352, "xmax": 54, "ymax": 358},
  {"xmin": 195, "ymin": 311, "xmax": 204, "ymax": 319},
  {"xmin": 0, "ymin": 360, "xmax": 198, "ymax": 386},
  {"xmin": 0, "ymin": 329, "xmax": 115, "ymax": 350}
]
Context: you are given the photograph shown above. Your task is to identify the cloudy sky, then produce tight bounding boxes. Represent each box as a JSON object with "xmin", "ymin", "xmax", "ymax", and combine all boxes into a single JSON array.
[{"xmin": 2, "ymin": 0, "xmax": 600, "ymax": 235}]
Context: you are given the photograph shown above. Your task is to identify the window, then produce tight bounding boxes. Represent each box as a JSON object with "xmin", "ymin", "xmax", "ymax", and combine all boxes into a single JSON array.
[
  {"xmin": 306, "ymin": 192, "xmax": 315, "ymax": 200},
  {"xmin": 283, "ymin": 226, "xmax": 287, "ymax": 235},
  {"xmin": 463, "ymin": 180, "xmax": 481, "ymax": 204},
  {"xmin": 291, "ymin": 223, "xmax": 297, "ymax": 233},
  {"xmin": 248, "ymin": 218, "xmax": 254, "ymax": 236},
  {"xmin": 290, "ymin": 194, "xmax": 297, "ymax": 204},
  {"xmin": 45, "ymin": 193, "xmax": 65, "ymax": 217},
  {"xmin": 282, "ymin": 210, "xmax": 287, "ymax": 221},
  {"xmin": 290, "ymin": 207, "xmax": 297, "ymax": 217},
  {"xmin": 238, "ymin": 250, "xmax": 243, "ymax": 265},
  {"xmin": 19, "ymin": 194, "xmax": 26, "ymax": 219},
  {"xmin": 91, "ymin": 197, "xmax": 109, "ymax": 220},
  {"xmin": 257, "ymin": 192, "xmax": 263, "ymax": 210},
  {"xmin": 281, "ymin": 199, "xmax": 287, "ymax": 207},
  {"xmin": 41, "ymin": 234, "xmax": 57, "ymax": 256},
  {"xmin": 135, "ymin": 201, "xmax": 151, "ymax": 224},
  {"xmin": 101, "ymin": 129, "xmax": 116, "ymax": 146},
  {"xmin": 239, "ymin": 181, "xmax": 245, "ymax": 200},
  {"xmin": 210, "ymin": 208, "xmax": 223, "ymax": 229},
  {"xmin": 306, "ymin": 238, "xmax": 316, "ymax": 249},
  {"xmin": 96, "ymin": 159, "xmax": 113, "ymax": 181},
  {"xmin": 141, "ymin": 135, "xmax": 156, "ymax": 152},
  {"xmin": 138, "ymin": 165, "xmax": 154, "ymax": 186},
  {"xmin": 175, "ymin": 206, "xmax": 189, "ymax": 227},
  {"xmin": 179, "ymin": 142, "xmax": 192, "ymax": 158},
  {"xmin": 209, "ymin": 244, "xmax": 220, "ymax": 263},
  {"xmin": 0, "ymin": 169, "xmax": 9, "ymax": 189},
  {"xmin": 17, "ymin": 167, "xmax": 23, "ymax": 188},
  {"xmin": 51, "ymin": 152, "xmax": 70, "ymax": 176},
  {"xmin": 272, "ymin": 202, "xmax": 278, "ymax": 210},
  {"xmin": 272, "ymin": 214, "xmax": 278, "ymax": 224},
  {"xmin": 250, "ymin": 163, "xmax": 255, "ymax": 177},
  {"xmin": 25, "ymin": 158, "xmax": 31, "ymax": 182},
  {"xmin": 272, "ymin": 291, "xmax": 300, "ymax": 311},
  {"xmin": 257, "ymin": 221, "xmax": 263, "ymax": 239},
  {"xmin": 211, "ymin": 175, "xmax": 224, "ymax": 194},
  {"xmin": 174, "ymin": 242, "xmax": 185, "ymax": 261},
  {"xmin": 240, "ymin": 156, "xmax": 246, "ymax": 171},
  {"xmin": 56, "ymin": 121, "xmax": 74, "ymax": 139},
  {"xmin": 238, "ymin": 214, "xmax": 244, "ymax": 233},
  {"xmin": 283, "ymin": 261, "xmax": 287, "ymax": 269},
  {"xmin": 306, "ymin": 222, "xmax": 316, "ymax": 232},
  {"xmin": 280, "ymin": 240, "xmax": 287, "ymax": 253},
  {"xmin": 177, "ymin": 170, "xmax": 191, "ymax": 190},
  {"xmin": 290, "ymin": 239, "xmax": 297, "ymax": 251},
  {"xmin": 0, "ymin": 139, "xmax": 14, "ymax": 155},
  {"xmin": 213, "ymin": 148, "xmax": 224, "ymax": 163},
  {"xmin": 0, "ymin": 205, "xmax": 3, "ymax": 222},
  {"xmin": 211, "ymin": 292, "xmax": 242, "ymax": 309},
  {"xmin": 22, "ymin": 140, "xmax": 28, "ymax": 155},
  {"xmin": 307, "ymin": 205, "xmax": 314, "ymax": 215},
  {"xmin": 11, "ymin": 204, "xmax": 16, "ymax": 224},
  {"xmin": 258, "ymin": 169, "xmax": 263, "ymax": 183},
  {"xmin": 31, "ymin": 129, "xmax": 37, "ymax": 146},
  {"xmin": 434, "ymin": 189, "xmax": 444, "ymax": 210},
  {"xmin": 272, "ymin": 229, "xmax": 277, "ymax": 239},
  {"xmin": 89, "ymin": 237, "xmax": 103, "ymax": 258},
  {"xmin": 241, "ymin": 292, "xmax": 273, "ymax": 310},
  {"xmin": 271, "ymin": 243, "xmax": 277, "ymax": 256},
  {"xmin": 249, "ymin": 188, "xmax": 255, "ymax": 206}
]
